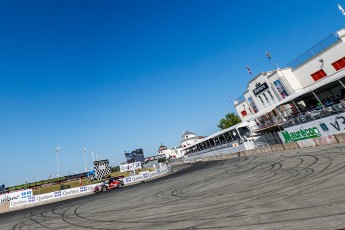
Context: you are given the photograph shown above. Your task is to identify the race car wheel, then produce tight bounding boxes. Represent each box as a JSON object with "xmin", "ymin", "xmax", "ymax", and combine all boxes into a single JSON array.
[
  {"xmin": 117, "ymin": 183, "xmax": 122, "ymax": 188},
  {"xmin": 102, "ymin": 186, "xmax": 107, "ymax": 192}
]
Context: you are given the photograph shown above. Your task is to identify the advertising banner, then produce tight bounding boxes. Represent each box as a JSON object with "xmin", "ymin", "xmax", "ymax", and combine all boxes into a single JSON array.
[
  {"xmin": 8, "ymin": 166, "xmax": 172, "ymax": 209},
  {"xmin": 278, "ymin": 113, "xmax": 345, "ymax": 143},
  {"xmin": 123, "ymin": 166, "xmax": 171, "ymax": 184},
  {"xmin": 1, "ymin": 189, "xmax": 33, "ymax": 203},
  {"xmin": 120, "ymin": 162, "xmax": 142, "ymax": 172}
]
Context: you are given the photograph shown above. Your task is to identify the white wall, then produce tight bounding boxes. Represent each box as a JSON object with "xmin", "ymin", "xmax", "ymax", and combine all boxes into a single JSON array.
[
  {"xmin": 234, "ymin": 100, "xmax": 252, "ymax": 119},
  {"xmin": 247, "ymin": 73, "xmax": 279, "ymax": 108},
  {"xmin": 292, "ymin": 41, "xmax": 345, "ymax": 88}
]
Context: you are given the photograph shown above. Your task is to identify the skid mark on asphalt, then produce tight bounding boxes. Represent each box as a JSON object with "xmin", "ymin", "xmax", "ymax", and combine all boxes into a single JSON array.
[{"xmin": 3, "ymin": 144, "xmax": 345, "ymax": 229}]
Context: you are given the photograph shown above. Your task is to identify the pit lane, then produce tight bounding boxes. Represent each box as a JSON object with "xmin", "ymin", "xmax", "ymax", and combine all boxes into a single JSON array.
[{"xmin": 1, "ymin": 143, "xmax": 345, "ymax": 229}]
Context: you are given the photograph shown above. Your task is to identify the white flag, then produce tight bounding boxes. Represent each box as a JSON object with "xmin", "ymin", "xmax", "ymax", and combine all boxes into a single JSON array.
[{"xmin": 338, "ymin": 4, "xmax": 345, "ymax": 15}]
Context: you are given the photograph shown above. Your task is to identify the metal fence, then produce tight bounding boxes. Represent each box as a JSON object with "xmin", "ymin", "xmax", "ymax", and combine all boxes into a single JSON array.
[{"xmin": 281, "ymin": 102, "xmax": 345, "ymax": 128}]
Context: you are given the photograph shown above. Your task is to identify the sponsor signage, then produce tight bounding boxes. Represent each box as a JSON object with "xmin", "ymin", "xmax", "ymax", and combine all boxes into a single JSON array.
[
  {"xmin": 10, "ymin": 198, "xmax": 29, "ymax": 208},
  {"xmin": 1, "ymin": 189, "xmax": 33, "ymax": 203},
  {"xmin": 120, "ymin": 162, "xmax": 142, "ymax": 172},
  {"xmin": 123, "ymin": 166, "xmax": 171, "ymax": 184},
  {"xmin": 278, "ymin": 113, "xmax": 345, "ymax": 143},
  {"xmin": 253, "ymin": 82, "xmax": 269, "ymax": 96},
  {"xmin": 281, "ymin": 127, "xmax": 321, "ymax": 142},
  {"xmin": 35, "ymin": 192, "xmax": 55, "ymax": 203},
  {"xmin": 8, "ymin": 167, "xmax": 172, "ymax": 209}
]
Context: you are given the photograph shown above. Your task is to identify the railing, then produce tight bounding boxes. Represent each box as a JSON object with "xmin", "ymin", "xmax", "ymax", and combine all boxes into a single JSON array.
[
  {"xmin": 234, "ymin": 95, "xmax": 246, "ymax": 105},
  {"xmin": 282, "ymin": 102, "xmax": 345, "ymax": 128},
  {"xmin": 287, "ymin": 33, "xmax": 340, "ymax": 69}
]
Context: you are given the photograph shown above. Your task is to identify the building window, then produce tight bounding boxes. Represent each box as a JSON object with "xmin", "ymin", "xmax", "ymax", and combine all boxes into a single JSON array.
[
  {"xmin": 241, "ymin": 110, "xmax": 247, "ymax": 116},
  {"xmin": 247, "ymin": 97, "xmax": 258, "ymax": 113},
  {"xmin": 258, "ymin": 95, "xmax": 265, "ymax": 105},
  {"xmin": 332, "ymin": 57, "xmax": 345, "ymax": 71},
  {"xmin": 263, "ymin": 93, "xmax": 269, "ymax": 103},
  {"xmin": 267, "ymin": 90, "xmax": 275, "ymax": 100},
  {"xmin": 274, "ymin": 80, "xmax": 289, "ymax": 99},
  {"xmin": 311, "ymin": 69, "xmax": 327, "ymax": 81}
]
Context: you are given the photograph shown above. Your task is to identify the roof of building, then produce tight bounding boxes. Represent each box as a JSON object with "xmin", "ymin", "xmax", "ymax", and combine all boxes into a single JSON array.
[
  {"xmin": 181, "ymin": 131, "xmax": 196, "ymax": 138},
  {"xmin": 183, "ymin": 121, "xmax": 249, "ymax": 149},
  {"xmin": 158, "ymin": 144, "xmax": 167, "ymax": 150}
]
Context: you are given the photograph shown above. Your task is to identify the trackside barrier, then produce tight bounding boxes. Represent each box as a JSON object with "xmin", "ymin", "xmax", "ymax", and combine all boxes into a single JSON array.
[
  {"xmin": 0, "ymin": 189, "xmax": 33, "ymax": 203},
  {"xmin": 259, "ymin": 146, "xmax": 272, "ymax": 153},
  {"xmin": 282, "ymin": 142, "xmax": 299, "ymax": 150},
  {"xmin": 252, "ymin": 148, "xmax": 263, "ymax": 155},
  {"xmin": 313, "ymin": 135, "xmax": 338, "ymax": 146},
  {"xmin": 297, "ymin": 139, "xmax": 316, "ymax": 148},
  {"xmin": 9, "ymin": 184, "xmax": 101, "ymax": 209},
  {"xmin": 335, "ymin": 133, "xmax": 345, "ymax": 143},
  {"xmin": 270, "ymin": 144, "xmax": 285, "ymax": 151},
  {"xmin": 114, "ymin": 166, "xmax": 171, "ymax": 185},
  {"xmin": 0, "ymin": 202, "xmax": 9, "ymax": 213},
  {"xmin": 239, "ymin": 152, "xmax": 246, "ymax": 157},
  {"xmin": 6, "ymin": 167, "xmax": 172, "ymax": 211},
  {"xmin": 244, "ymin": 150, "xmax": 253, "ymax": 156}
]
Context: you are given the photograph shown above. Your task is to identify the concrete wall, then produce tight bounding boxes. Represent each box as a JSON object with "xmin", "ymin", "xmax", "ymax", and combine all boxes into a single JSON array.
[
  {"xmin": 282, "ymin": 142, "xmax": 300, "ymax": 150},
  {"xmin": 259, "ymin": 146, "xmax": 272, "ymax": 153},
  {"xmin": 335, "ymin": 133, "xmax": 345, "ymax": 143},
  {"xmin": 270, "ymin": 144, "xmax": 285, "ymax": 151},
  {"xmin": 297, "ymin": 139, "xmax": 316, "ymax": 148},
  {"xmin": 313, "ymin": 135, "xmax": 338, "ymax": 146}
]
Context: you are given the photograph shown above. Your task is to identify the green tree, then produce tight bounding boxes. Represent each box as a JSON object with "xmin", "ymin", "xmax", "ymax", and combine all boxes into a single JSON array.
[{"xmin": 217, "ymin": 113, "xmax": 241, "ymax": 130}]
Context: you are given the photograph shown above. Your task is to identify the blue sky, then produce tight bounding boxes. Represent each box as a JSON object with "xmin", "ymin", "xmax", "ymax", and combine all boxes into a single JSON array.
[{"xmin": 1, "ymin": 0, "xmax": 344, "ymax": 186}]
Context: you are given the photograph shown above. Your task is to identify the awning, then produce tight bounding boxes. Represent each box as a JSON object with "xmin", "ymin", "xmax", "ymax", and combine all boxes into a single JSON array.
[
  {"xmin": 276, "ymin": 68, "xmax": 345, "ymax": 106},
  {"xmin": 184, "ymin": 121, "xmax": 247, "ymax": 149}
]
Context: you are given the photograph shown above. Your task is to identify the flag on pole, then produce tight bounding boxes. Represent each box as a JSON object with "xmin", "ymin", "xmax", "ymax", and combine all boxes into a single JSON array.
[
  {"xmin": 246, "ymin": 65, "xmax": 252, "ymax": 74},
  {"xmin": 338, "ymin": 4, "xmax": 345, "ymax": 15},
  {"xmin": 265, "ymin": 51, "xmax": 272, "ymax": 60}
]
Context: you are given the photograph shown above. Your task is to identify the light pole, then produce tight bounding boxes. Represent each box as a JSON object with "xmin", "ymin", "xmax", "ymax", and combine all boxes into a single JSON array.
[
  {"xmin": 37, "ymin": 177, "xmax": 40, "ymax": 195},
  {"xmin": 56, "ymin": 146, "xmax": 60, "ymax": 177},
  {"xmin": 83, "ymin": 148, "xmax": 87, "ymax": 172}
]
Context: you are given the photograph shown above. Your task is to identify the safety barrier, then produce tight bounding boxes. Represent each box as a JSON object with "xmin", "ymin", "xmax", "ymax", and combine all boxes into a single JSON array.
[
  {"xmin": 313, "ymin": 135, "xmax": 338, "ymax": 146},
  {"xmin": 252, "ymin": 148, "xmax": 263, "ymax": 155},
  {"xmin": 282, "ymin": 142, "xmax": 299, "ymax": 150},
  {"xmin": 335, "ymin": 133, "xmax": 345, "ymax": 143},
  {"xmin": 270, "ymin": 144, "xmax": 285, "ymax": 151},
  {"xmin": 244, "ymin": 150, "xmax": 253, "ymax": 156},
  {"xmin": 297, "ymin": 139, "xmax": 316, "ymax": 148},
  {"xmin": 259, "ymin": 146, "xmax": 272, "ymax": 153},
  {"xmin": 1, "ymin": 167, "xmax": 172, "ymax": 213}
]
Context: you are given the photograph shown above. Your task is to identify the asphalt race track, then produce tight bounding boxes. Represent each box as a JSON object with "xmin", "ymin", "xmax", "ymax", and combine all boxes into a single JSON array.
[{"xmin": 2, "ymin": 144, "xmax": 345, "ymax": 229}]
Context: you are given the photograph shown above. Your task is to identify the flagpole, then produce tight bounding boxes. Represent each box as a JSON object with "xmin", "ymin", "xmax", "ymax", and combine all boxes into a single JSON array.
[
  {"xmin": 338, "ymin": 4, "xmax": 345, "ymax": 16},
  {"xmin": 264, "ymin": 51, "xmax": 291, "ymax": 102}
]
